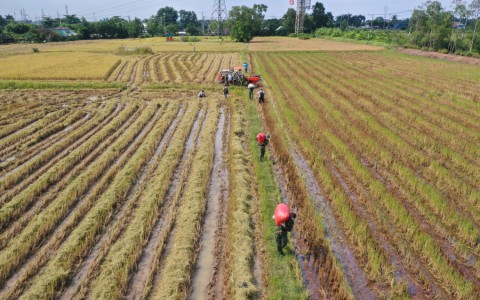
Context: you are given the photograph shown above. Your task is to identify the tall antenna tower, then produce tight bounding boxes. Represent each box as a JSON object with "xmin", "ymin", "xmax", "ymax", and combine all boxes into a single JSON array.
[
  {"xmin": 295, "ymin": 0, "xmax": 311, "ymax": 34},
  {"xmin": 207, "ymin": 0, "xmax": 227, "ymax": 36}
]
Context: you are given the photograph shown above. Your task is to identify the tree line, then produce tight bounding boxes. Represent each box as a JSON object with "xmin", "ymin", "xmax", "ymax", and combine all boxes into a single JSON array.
[{"xmin": 0, "ymin": 1, "xmax": 479, "ymax": 55}]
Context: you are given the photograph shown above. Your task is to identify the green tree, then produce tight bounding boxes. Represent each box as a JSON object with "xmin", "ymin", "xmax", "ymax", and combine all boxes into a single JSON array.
[
  {"xmin": 469, "ymin": 0, "xmax": 480, "ymax": 51},
  {"xmin": 282, "ymin": 8, "xmax": 296, "ymax": 34},
  {"xmin": 63, "ymin": 14, "xmax": 81, "ymax": 25},
  {"xmin": 311, "ymin": 2, "xmax": 331, "ymax": 29},
  {"xmin": 227, "ymin": 6, "xmax": 254, "ymax": 42},
  {"xmin": 128, "ymin": 18, "xmax": 144, "ymax": 37},
  {"xmin": 156, "ymin": 7, "xmax": 178, "ymax": 26},
  {"xmin": 425, "ymin": 1, "xmax": 452, "ymax": 49},
  {"xmin": 146, "ymin": 17, "xmax": 162, "ymax": 36},
  {"xmin": 41, "ymin": 17, "xmax": 59, "ymax": 28},
  {"xmin": 75, "ymin": 17, "xmax": 91, "ymax": 39},
  {"xmin": 252, "ymin": 4, "xmax": 268, "ymax": 35},
  {"xmin": 227, "ymin": 4, "xmax": 267, "ymax": 42}
]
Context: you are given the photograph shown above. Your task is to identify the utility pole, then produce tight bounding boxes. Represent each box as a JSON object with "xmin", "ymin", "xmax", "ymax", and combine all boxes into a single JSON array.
[
  {"xmin": 42, "ymin": 9, "xmax": 45, "ymax": 19},
  {"xmin": 200, "ymin": 12, "xmax": 205, "ymax": 36},
  {"xmin": 384, "ymin": 6, "xmax": 388, "ymax": 29}
]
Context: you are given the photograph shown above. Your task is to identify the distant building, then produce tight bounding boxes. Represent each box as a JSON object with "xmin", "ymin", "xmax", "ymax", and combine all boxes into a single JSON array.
[
  {"xmin": 178, "ymin": 31, "xmax": 187, "ymax": 36},
  {"xmin": 452, "ymin": 22, "xmax": 465, "ymax": 29},
  {"xmin": 54, "ymin": 27, "xmax": 77, "ymax": 37}
]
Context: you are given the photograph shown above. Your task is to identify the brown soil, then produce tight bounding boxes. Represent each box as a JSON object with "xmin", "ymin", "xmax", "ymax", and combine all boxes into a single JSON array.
[{"xmin": 398, "ymin": 48, "xmax": 480, "ymax": 66}]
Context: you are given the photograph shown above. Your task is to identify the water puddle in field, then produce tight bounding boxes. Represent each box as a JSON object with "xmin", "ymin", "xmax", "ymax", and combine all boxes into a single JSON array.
[
  {"xmin": 61, "ymin": 105, "xmax": 181, "ymax": 300},
  {"xmin": 189, "ymin": 107, "xmax": 229, "ymax": 300},
  {"xmin": 126, "ymin": 108, "xmax": 206, "ymax": 300},
  {"xmin": 287, "ymin": 148, "xmax": 377, "ymax": 299}
]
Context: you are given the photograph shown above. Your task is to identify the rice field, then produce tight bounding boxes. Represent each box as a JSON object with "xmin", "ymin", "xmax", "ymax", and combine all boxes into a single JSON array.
[{"xmin": 0, "ymin": 36, "xmax": 479, "ymax": 299}]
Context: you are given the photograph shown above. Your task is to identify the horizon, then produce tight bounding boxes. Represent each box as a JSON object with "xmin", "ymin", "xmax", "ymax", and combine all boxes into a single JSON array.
[{"xmin": 2, "ymin": 0, "xmax": 454, "ymax": 22}]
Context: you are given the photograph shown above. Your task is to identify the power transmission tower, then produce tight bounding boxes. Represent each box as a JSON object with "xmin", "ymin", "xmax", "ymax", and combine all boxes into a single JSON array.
[
  {"xmin": 65, "ymin": 4, "xmax": 69, "ymax": 16},
  {"xmin": 295, "ymin": 0, "xmax": 311, "ymax": 34},
  {"xmin": 208, "ymin": 0, "xmax": 227, "ymax": 36}
]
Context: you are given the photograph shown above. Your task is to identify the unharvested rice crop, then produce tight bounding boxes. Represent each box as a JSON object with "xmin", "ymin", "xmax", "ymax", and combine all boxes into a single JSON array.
[{"xmin": 0, "ymin": 52, "xmax": 119, "ymax": 80}]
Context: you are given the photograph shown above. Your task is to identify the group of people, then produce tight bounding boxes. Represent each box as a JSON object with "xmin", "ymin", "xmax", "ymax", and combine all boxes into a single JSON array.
[{"xmin": 198, "ymin": 63, "xmax": 294, "ymax": 256}]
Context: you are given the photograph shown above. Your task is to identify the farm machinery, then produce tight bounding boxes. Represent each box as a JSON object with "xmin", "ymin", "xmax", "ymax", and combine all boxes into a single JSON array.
[{"xmin": 216, "ymin": 67, "xmax": 261, "ymax": 86}]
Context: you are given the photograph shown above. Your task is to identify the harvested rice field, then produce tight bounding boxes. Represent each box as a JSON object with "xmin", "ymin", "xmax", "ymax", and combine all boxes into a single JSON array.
[{"xmin": 0, "ymin": 36, "xmax": 479, "ymax": 299}]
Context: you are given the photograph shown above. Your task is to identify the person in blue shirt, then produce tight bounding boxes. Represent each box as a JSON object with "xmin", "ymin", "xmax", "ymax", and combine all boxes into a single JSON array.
[{"xmin": 243, "ymin": 62, "xmax": 249, "ymax": 72}]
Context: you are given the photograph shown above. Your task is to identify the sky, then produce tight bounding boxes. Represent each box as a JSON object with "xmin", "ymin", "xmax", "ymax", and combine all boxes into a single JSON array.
[{"xmin": 1, "ymin": 0, "xmax": 454, "ymax": 22}]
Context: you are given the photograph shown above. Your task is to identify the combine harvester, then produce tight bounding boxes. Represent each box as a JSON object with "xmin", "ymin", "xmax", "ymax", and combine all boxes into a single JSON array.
[{"xmin": 217, "ymin": 67, "xmax": 261, "ymax": 86}]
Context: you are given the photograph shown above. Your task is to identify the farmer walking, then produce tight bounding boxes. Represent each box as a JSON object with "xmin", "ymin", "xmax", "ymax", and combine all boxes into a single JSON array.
[
  {"xmin": 257, "ymin": 132, "xmax": 270, "ymax": 161},
  {"xmin": 223, "ymin": 85, "xmax": 229, "ymax": 99},
  {"xmin": 248, "ymin": 82, "xmax": 255, "ymax": 100},
  {"xmin": 257, "ymin": 88, "xmax": 265, "ymax": 104},
  {"xmin": 273, "ymin": 203, "xmax": 296, "ymax": 255}
]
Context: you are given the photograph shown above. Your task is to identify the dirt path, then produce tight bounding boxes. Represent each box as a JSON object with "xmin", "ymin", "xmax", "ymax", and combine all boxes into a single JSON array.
[
  {"xmin": 398, "ymin": 48, "xmax": 480, "ymax": 66},
  {"xmin": 125, "ymin": 108, "xmax": 207, "ymax": 300},
  {"xmin": 189, "ymin": 106, "xmax": 230, "ymax": 300}
]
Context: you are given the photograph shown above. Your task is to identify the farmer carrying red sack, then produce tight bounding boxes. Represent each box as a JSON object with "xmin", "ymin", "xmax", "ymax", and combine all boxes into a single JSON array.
[
  {"xmin": 257, "ymin": 132, "xmax": 270, "ymax": 161},
  {"xmin": 273, "ymin": 203, "xmax": 296, "ymax": 255}
]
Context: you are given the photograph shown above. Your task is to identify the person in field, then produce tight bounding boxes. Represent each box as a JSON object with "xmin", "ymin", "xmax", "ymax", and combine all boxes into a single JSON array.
[
  {"xmin": 275, "ymin": 212, "xmax": 296, "ymax": 255},
  {"xmin": 257, "ymin": 133, "xmax": 270, "ymax": 161},
  {"xmin": 243, "ymin": 62, "xmax": 249, "ymax": 72},
  {"xmin": 247, "ymin": 82, "xmax": 255, "ymax": 100},
  {"xmin": 223, "ymin": 85, "xmax": 229, "ymax": 99},
  {"xmin": 198, "ymin": 90, "xmax": 206, "ymax": 98},
  {"xmin": 257, "ymin": 88, "xmax": 265, "ymax": 104}
]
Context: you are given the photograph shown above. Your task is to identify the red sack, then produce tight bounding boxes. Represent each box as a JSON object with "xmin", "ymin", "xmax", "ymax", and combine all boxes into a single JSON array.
[
  {"xmin": 257, "ymin": 133, "xmax": 266, "ymax": 144},
  {"xmin": 274, "ymin": 203, "xmax": 290, "ymax": 225}
]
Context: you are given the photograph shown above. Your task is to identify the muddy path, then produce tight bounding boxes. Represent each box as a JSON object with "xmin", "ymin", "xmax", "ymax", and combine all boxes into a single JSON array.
[
  {"xmin": 0, "ymin": 104, "xmax": 163, "ymax": 300},
  {"xmin": 115, "ymin": 61, "xmax": 129, "ymax": 81},
  {"xmin": 125, "ymin": 108, "xmax": 207, "ymax": 300},
  {"xmin": 60, "ymin": 104, "xmax": 185, "ymax": 300},
  {"xmin": 189, "ymin": 106, "xmax": 230, "ymax": 300}
]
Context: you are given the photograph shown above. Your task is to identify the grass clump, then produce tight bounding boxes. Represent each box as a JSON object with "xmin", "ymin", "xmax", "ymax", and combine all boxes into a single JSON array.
[{"xmin": 115, "ymin": 46, "xmax": 154, "ymax": 55}]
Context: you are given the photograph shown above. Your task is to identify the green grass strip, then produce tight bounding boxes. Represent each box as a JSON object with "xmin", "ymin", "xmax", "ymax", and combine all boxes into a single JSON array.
[{"xmin": 240, "ymin": 88, "xmax": 307, "ymax": 299}]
